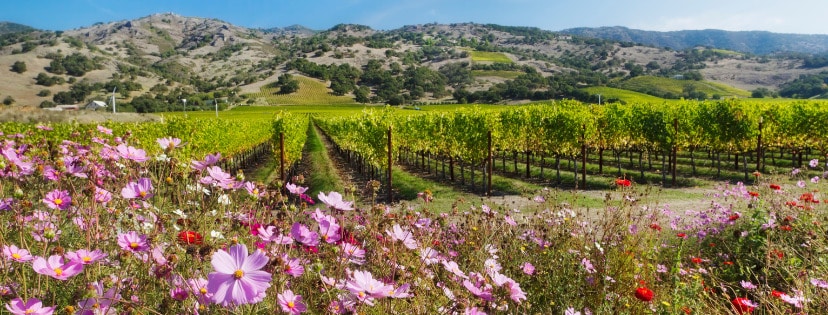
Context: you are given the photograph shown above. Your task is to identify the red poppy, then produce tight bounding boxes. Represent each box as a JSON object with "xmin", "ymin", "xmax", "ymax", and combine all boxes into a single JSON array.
[
  {"xmin": 779, "ymin": 225, "xmax": 792, "ymax": 231},
  {"xmin": 731, "ymin": 297, "xmax": 755, "ymax": 314},
  {"xmin": 177, "ymin": 230, "xmax": 203, "ymax": 245},
  {"xmin": 691, "ymin": 257, "xmax": 702, "ymax": 264},
  {"xmin": 771, "ymin": 290, "xmax": 785, "ymax": 298},
  {"xmin": 723, "ymin": 261, "xmax": 734, "ymax": 266},
  {"xmin": 634, "ymin": 287, "xmax": 654, "ymax": 302},
  {"xmin": 681, "ymin": 306, "xmax": 692, "ymax": 314},
  {"xmin": 649, "ymin": 223, "xmax": 662, "ymax": 231},
  {"xmin": 748, "ymin": 191, "xmax": 759, "ymax": 197},
  {"xmin": 729, "ymin": 213, "xmax": 740, "ymax": 221},
  {"xmin": 676, "ymin": 233, "xmax": 687, "ymax": 238},
  {"xmin": 615, "ymin": 178, "xmax": 632, "ymax": 187},
  {"xmin": 800, "ymin": 193, "xmax": 815, "ymax": 202},
  {"xmin": 785, "ymin": 201, "xmax": 798, "ymax": 207},
  {"xmin": 769, "ymin": 184, "xmax": 781, "ymax": 190}
]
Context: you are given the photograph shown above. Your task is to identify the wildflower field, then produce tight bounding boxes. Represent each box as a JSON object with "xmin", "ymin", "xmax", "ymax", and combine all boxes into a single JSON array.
[{"xmin": 2, "ymin": 100, "xmax": 828, "ymax": 314}]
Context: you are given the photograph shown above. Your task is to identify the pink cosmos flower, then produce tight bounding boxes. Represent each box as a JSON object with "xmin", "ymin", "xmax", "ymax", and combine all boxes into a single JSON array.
[
  {"xmin": 32, "ymin": 255, "xmax": 83, "ymax": 280},
  {"xmin": 811, "ymin": 278, "xmax": 828, "ymax": 289},
  {"xmin": 290, "ymin": 222, "xmax": 320, "ymax": 247},
  {"xmin": 5, "ymin": 298, "xmax": 55, "ymax": 315},
  {"xmin": 93, "ymin": 186, "xmax": 112, "ymax": 204},
  {"xmin": 244, "ymin": 181, "xmax": 265, "ymax": 198},
  {"xmin": 442, "ymin": 260, "xmax": 468, "ymax": 279},
  {"xmin": 386, "ymin": 224, "xmax": 418, "ymax": 249},
  {"xmin": 157, "ymin": 137, "xmax": 182, "ymax": 151},
  {"xmin": 3, "ymin": 245, "xmax": 33, "ymax": 262},
  {"xmin": 341, "ymin": 243, "xmax": 366, "ymax": 265},
  {"xmin": 97, "ymin": 125, "xmax": 113, "ymax": 135},
  {"xmin": 192, "ymin": 153, "xmax": 221, "ymax": 171},
  {"xmin": 65, "ymin": 249, "xmax": 107, "ymax": 265},
  {"xmin": 278, "ymin": 290, "xmax": 307, "ymax": 314},
  {"xmin": 463, "ymin": 279, "xmax": 494, "ymax": 301},
  {"xmin": 200, "ymin": 166, "xmax": 236, "ymax": 189},
  {"xmin": 286, "ymin": 182, "xmax": 308, "ymax": 195},
  {"xmin": 281, "ymin": 254, "xmax": 305, "ymax": 278},
  {"xmin": 522, "ymin": 262, "xmax": 535, "ymax": 275},
  {"xmin": 390, "ymin": 283, "xmax": 411, "ymax": 298},
  {"xmin": 207, "ymin": 244, "xmax": 272, "ymax": 306},
  {"xmin": 42, "ymin": 189, "xmax": 71, "ymax": 210},
  {"xmin": 318, "ymin": 191, "xmax": 354, "ymax": 211},
  {"xmin": 319, "ymin": 218, "xmax": 342, "ymax": 244},
  {"xmin": 76, "ymin": 281, "xmax": 120, "ymax": 314},
  {"xmin": 256, "ymin": 225, "xmax": 294, "ymax": 245},
  {"xmin": 117, "ymin": 231, "xmax": 149, "ymax": 252},
  {"xmin": 420, "ymin": 247, "xmax": 440, "ymax": 265},
  {"xmin": 346, "ymin": 270, "xmax": 393, "ymax": 305},
  {"xmin": 170, "ymin": 287, "xmax": 189, "ymax": 301},
  {"xmin": 186, "ymin": 278, "xmax": 212, "ymax": 305},
  {"xmin": 115, "ymin": 144, "xmax": 147, "ymax": 162},
  {"xmin": 121, "ymin": 178, "xmax": 154, "ymax": 200}
]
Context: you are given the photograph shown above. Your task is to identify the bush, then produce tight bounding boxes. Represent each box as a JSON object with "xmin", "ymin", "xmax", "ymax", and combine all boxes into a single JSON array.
[
  {"xmin": 10, "ymin": 61, "xmax": 26, "ymax": 73},
  {"xmin": 3, "ymin": 95, "xmax": 14, "ymax": 105},
  {"xmin": 37, "ymin": 89, "xmax": 51, "ymax": 97}
]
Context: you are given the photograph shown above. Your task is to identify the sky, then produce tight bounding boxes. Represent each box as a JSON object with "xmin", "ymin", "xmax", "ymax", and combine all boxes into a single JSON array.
[{"xmin": 2, "ymin": 0, "xmax": 828, "ymax": 35}]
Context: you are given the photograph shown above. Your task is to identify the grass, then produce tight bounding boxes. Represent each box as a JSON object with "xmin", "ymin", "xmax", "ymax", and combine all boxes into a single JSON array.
[
  {"xmin": 468, "ymin": 50, "xmax": 513, "ymax": 63},
  {"xmin": 581, "ymin": 86, "xmax": 666, "ymax": 103},
  {"xmin": 303, "ymin": 124, "xmax": 346, "ymax": 198},
  {"xmin": 472, "ymin": 70, "xmax": 524, "ymax": 79},
  {"xmin": 245, "ymin": 75, "xmax": 356, "ymax": 105},
  {"xmin": 617, "ymin": 76, "xmax": 751, "ymax": 98}
]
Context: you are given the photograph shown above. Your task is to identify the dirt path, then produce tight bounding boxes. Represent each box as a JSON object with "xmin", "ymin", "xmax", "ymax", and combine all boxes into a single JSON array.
[{"xmin": 312, "ymin": 125, "xmax": 381, "ymax": 204}]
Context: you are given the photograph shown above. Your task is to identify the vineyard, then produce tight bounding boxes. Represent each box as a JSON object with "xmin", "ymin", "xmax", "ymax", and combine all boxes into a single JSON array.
[{"xmin": 2, "ymin": 99, "xmax": 828, "ymax": 314}]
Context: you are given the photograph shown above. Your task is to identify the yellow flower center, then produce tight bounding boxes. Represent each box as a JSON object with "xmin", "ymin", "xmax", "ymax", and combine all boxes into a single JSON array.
[
  {"xmin": 287, "ymin": 301, "xmax": 295, "ymax": 309},
  {"xmin": 234, "ymin": 270, "xmax": 244, "ymax": 279},
  {"xmin": 26, "ymin": 309, "xmax": 35, "ymax": 314},
  {"xmin": 252, "ymin": 189, "xmax": 259, "ymax": 195},
  {"xmin": 54, "ymin": 267, "xmax": 63, "ymax": 276},
  {"xmin": 54, "ymin": 198, "xmax": 63, "ymax": 205},
  {"xmin": 11, "ymin": 253, "xmax": 21, "ymax": 259},
  {"xmin": 130, "ymin": 242, "xmax": 139, "ymax": 249},
  {"xmin": 82, "ymin": 256, "xmax": 92, "ymax": 262},
  {"xmin": 200, "ymin": 288, "xmax": 208, "ymax": 295},
  {"xmin": 358, "ymin": 292, "xmax": 365, "ymax": 298},
  {"xmin": 322, "ymin": 235, "xmax": 328, "ymax": 241},
  {"xmin": 139, "ymin": 191, "xmax": 147, "ymax": 198}
]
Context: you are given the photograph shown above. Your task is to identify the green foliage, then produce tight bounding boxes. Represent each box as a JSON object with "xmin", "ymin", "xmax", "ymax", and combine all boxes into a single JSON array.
[
  {"xmin": 37, "ymin": 89, "xmax": 51, "ymax": 97},
  {"xmin": 46, "ymin": 53, "xmax": 102, "ymax": 77},
  {"xmin": 35, "ymin": 73, "xmax": 65, "ymax": 87},
  {"xmin": 778, "ymin": 72, "xmax": 828, "ymax": 98},
  {"xmin": 10, "ymin": 61, "xmax": 26, "ymax": 73}
]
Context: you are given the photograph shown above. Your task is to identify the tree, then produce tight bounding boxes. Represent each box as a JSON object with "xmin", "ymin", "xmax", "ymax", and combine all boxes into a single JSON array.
[
  {"xmin": 275, "ymin": 74, "xmax": 299, "ymax": 94},
  {"xmin": 354, "ymin": 86, "xmax": 370, "ymax": 103},
  {"xmin": 10, "ymin": 61, "xmax": 26, "ymax": 73},
  {"xmin": 3, "ymin": 96, "xmax": 14, "ymax": 105}
]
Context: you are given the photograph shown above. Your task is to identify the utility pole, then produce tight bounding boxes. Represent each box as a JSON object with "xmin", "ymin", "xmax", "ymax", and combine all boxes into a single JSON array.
[{"xmin": 182, "ymin": 99, "xmax": 187, "ymax": 117}]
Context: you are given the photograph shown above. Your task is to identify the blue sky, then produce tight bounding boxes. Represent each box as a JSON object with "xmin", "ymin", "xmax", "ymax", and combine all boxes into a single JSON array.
[{"xmin": 3, "ymin": 0, "xmax": 828, "ymax": 34}]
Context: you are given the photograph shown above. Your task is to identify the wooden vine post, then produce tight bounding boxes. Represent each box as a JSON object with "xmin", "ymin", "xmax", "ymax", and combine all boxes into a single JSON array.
[
  {"xmin": 487, "ymin": 130, "xmax": 493, "ymax": 196},
  {"xmin": 756, "ymin": 117, "xmax": 763, "ymax": 172},
  {"xmin": 581, "ymin": 124, "xmax": 587, "ymax": 189},
  {"xmin": 279, "ymin": 132, "xmax": 285, "ymax": 183},
  {"xmin": 672, "ymin": 118, "xmax": 678, "ymax": 187},
  {"xmin": 387, "ymin": 126, "xmax": 393, "ymax": 203}
]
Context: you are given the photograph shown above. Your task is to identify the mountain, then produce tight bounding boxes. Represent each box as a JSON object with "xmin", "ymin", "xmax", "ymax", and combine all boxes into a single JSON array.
[
  {"xmin": 1, "ymin": 14, "xmax": 827, "ymax": 112},
  {"xmin": 560, "ymin": 26, "xmax": 828, "ymax": 55},
  {"xmin": 0, "ymin": 22, "xmax": 36, "ymax": 34}
]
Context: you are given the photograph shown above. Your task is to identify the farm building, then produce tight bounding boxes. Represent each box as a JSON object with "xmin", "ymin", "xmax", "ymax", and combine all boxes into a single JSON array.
[{"xmin": 85, "ymin": 101, "xmax": 108, "ymax": 111}]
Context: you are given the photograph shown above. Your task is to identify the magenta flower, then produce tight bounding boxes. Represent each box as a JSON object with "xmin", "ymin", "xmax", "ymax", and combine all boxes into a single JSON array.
[
  {"xmin": 386, "ymin": 224, "xmax": 418, "ymax": 249},
  {"xmin": 42, "ymin": 189, "xmax": 71, "ymax": 210},
  {"xmin": 5, "ymin": 298, "xmax": 55, "ymax": 315},
  {"xmin": 244, "ymin": 181, "xmax": 265, "ymax": 198},
  {"xmin": 318, "ymin": 191, "xmax": 354, "ymax": 211},
  {"xmin": 121, "ymin": 178, "xmax": 154, "ymax": 200},
  {"xmin": 290, "ymin": 222, "xmax": 320, "ymax": 247},
  {"xmin": 286, "ymin": 182, "xmax": 308, "ymax": 195},
  {"xmin": 170, "ymin": 287, "xmax": 189, "ymax": 301},
  {"xmin": 278, "ymin": 290, "xmax": 307, "ymax": 314},
  {"xmin": 345, "ymin": 270, "xmax": 393, "ymax": 305},
  {"xmin": 442, "ymin": 260, "xmax": 468, "ymax": 279},
  {"xmin": 256, "ymin": 225, "xmax": 294, "ymax": 245},
  {"xmin": 157, "ymin": 137, "xmax": 182, "ymax": 151},
  {"xmin": 32, "ymin": 255, "xmax": 83, "ymax": 280},
  {"xmin": 319, "ymin": 219, "xmax": 341, "ymax": 244},
  {"xmin": 207, "ymin": 244, "xmax": 272, "ymax": 306},
  {"xmin": 463, "ymin": 279, "xmax": 494, "ymax": 301},
  {"xmin": 812, "ymin": 278, "xmax": 828, "ymax": 289},
  {"xmin": 117, "ymin": 231, "xmax": 149, "ymax": 252},
  {"xmin": 3, "ymin": 245, "xmax": 33, "ymax": 262},
  {"xmin": 65, "ymin": 249, "xmax": 107, "ymax": 265},
  {"xmin": 115, "ymin": 144, "xmax": 147, "ymax": 162},
  {"xmin": 810, "ymin": 159, "xmax": 819, "ymax": 168},
  {"xmin": 97, "ymin": 125, "xmax": 113, "ymax": 135}
]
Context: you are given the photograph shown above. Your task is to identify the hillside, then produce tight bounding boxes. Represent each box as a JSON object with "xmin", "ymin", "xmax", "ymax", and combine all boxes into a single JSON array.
[
  {"xmin": 0, "ymin": 14, "xmax": 827, "ymax": 113},
  {"xmin": 0, "ymin": 22, "xmax": 36, "ymax": 34},
  {"xmin": 561, "ymin": 26, "xmax": 828, "ymax": 55}
]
